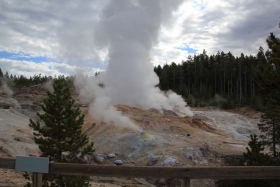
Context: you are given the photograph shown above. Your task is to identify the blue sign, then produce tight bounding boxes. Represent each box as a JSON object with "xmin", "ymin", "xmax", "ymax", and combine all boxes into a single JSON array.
[{"xmin": 15, "ymin": 156, "xmax": 49, "ymax": 173}]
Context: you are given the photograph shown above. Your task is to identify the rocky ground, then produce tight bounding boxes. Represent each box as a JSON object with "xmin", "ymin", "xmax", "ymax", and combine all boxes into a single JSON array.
[{"xmin": 0, "ymin": 85, "xmax": 261, "ymax": 187}]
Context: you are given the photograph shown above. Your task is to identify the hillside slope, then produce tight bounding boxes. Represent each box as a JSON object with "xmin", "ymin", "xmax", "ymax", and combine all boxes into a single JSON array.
[
  {"xmin": 0, "ymin": 86, "xmax": 260, "ymax": 187},
  {"xmin": 84, "ymin": 105, "xmax": 259, "ymax": 167}
]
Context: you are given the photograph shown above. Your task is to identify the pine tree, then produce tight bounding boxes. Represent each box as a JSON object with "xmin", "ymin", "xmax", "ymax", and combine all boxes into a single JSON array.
[
  {"xmin": 29, "ymin": 77, "xmax": 94, "ymax": 187},
  {"xmin": 255, "ymin": 32, "xmax": 280, "ymax": 158},
  {"xmin": 4, "ymin": 71, "xmax": 9, "ymax": 79},
  {"xmin": 0, "ymin": 68, "xmax": 3, "ymax": 87},
  {"xmin": 216, "ymin": 135, "xmax": 279, "ymax": 187},
  {"xmin": 258, "ymin": 99, "xmax": 280, "ymax": 158},
  {"xmin": 243, "ymin": 134, "xmax": 271, "ymax": 165},
  {"xmin": 0, "ymin": 68, "xmax": 3, "ymax": 77}
]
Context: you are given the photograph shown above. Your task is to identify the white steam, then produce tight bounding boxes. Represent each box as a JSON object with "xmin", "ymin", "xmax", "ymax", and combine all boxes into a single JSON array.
[
  {"xmin": 89, "ymin": 96, "xmax": 141, "ymax": 131},
  {"xmin": 0, "ymin": 78, "xmax": 13, "ymax": 96},
  {"xmin": 75, "ymin": 73, "xmax": 141, "ymax": 131},
  {"xmin": 72, "ymin": 0, "xmax": 193, "ymax": 130},
  {"xmin": 42, "ymin": 80, "xmax": 54, "ymax": 93}
]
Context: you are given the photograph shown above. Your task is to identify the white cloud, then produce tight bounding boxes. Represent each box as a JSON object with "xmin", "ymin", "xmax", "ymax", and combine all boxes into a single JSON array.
[
  {"xmin": 0, "ymin": 0, "xmax": 279, "ymax": 74},
  {"xmin": 0, "ymin": 59, "xmax": 100, "ymax": 77},
  {"xmin": 151, "ymin": 0, "xmax": 280, "ymax": 66}
]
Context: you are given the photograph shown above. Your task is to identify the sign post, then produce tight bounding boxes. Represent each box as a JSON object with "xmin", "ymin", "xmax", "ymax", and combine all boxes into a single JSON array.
[
  {"xmin": 182, "ymin": 178, "xmax": 190, "ymax": 187},
  {"xmin": 33, "ymin": 172, "xmax": 43, "ymax": 187}
]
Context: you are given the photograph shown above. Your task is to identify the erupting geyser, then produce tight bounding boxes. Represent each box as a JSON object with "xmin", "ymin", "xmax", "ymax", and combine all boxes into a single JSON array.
[{"xmin": 74, "ymin": 0, "xmax": 193, "ymax": 130}]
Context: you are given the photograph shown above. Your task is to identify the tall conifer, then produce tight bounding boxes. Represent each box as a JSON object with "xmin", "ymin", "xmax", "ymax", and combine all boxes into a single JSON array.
[
  {"xmin": 0, "ymin": 68, "xmax": 3, "ymax": 77},
  {"xmin": 258, "ymin": 99, "xmax": 280, "ymax": 158},
  {"xmin": 29, "ymin": 77, "xmax": 94, "ymax": 187}
]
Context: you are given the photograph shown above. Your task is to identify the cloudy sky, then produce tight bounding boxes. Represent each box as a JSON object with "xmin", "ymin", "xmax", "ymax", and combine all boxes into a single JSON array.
[{"xmin": 0, "ymin": 0, "xmax": 279, "ymax": 77}]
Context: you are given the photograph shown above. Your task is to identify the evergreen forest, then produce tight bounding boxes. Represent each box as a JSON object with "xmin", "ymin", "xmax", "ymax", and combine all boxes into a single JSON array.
[{"xmin": 154, "ymin": 32, "xmax": 280, "ymax": 110}]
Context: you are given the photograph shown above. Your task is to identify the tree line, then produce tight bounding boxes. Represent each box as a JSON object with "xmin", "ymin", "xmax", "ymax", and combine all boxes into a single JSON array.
[{"xmin": 153, "ymin": 36, "xmax": 279, "ymax": 110}]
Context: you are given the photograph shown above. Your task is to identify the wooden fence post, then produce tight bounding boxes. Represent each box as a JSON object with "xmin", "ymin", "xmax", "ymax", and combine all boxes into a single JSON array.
[
  {"xmin": 181, "ymin": 178, "xmax": 190, "ymax": 187},
  {"xmin": 32, "ymin": 173, "xmax": 42, "ymax": 187}
]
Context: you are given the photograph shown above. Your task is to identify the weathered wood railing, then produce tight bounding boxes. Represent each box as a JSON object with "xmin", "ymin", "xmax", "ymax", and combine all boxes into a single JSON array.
[{"xmin": 1, "ymin": 157, "xmax": 280, "ymax": 187}]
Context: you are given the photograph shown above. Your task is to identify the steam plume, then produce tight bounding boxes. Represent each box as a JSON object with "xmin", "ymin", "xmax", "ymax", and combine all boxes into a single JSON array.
[
  {"xmin": 73, "ymin": 0, "xmax": 193, "ymax": 130},
  {"xmin": 0, "ymin": 78, "xmax": 13, "ymax": 96}
]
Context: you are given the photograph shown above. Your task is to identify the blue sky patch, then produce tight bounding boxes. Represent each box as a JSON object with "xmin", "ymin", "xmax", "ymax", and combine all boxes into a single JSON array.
[
  {"xmin": 197, "ymin": 4, "xmax": 206, "ymax": 11},
  {"xmin": 176, "ymin": 44, "xmax": 198, "ymax": 54},
  {"xmin": 0, "ymin": 51, "xmax": 54, "ymax": 63},
  {"xmin": 191, "ymin": 0, "xmax": 207, "ymax": 11}
]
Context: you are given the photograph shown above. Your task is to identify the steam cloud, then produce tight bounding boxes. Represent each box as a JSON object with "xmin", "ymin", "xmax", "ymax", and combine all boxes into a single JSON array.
[
  {"xmin": 0, "ymin": 78, "xmax": 14, "ymax": 96},
  {"xmin": 72, "ymin": 0, "xmax": 193, "ymax": 131}
]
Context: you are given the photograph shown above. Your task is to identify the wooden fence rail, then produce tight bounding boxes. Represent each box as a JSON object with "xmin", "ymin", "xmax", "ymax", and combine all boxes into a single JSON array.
[{"xmin": 1, "ymin": 157, "xmax": 280, "ymax": 187}]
